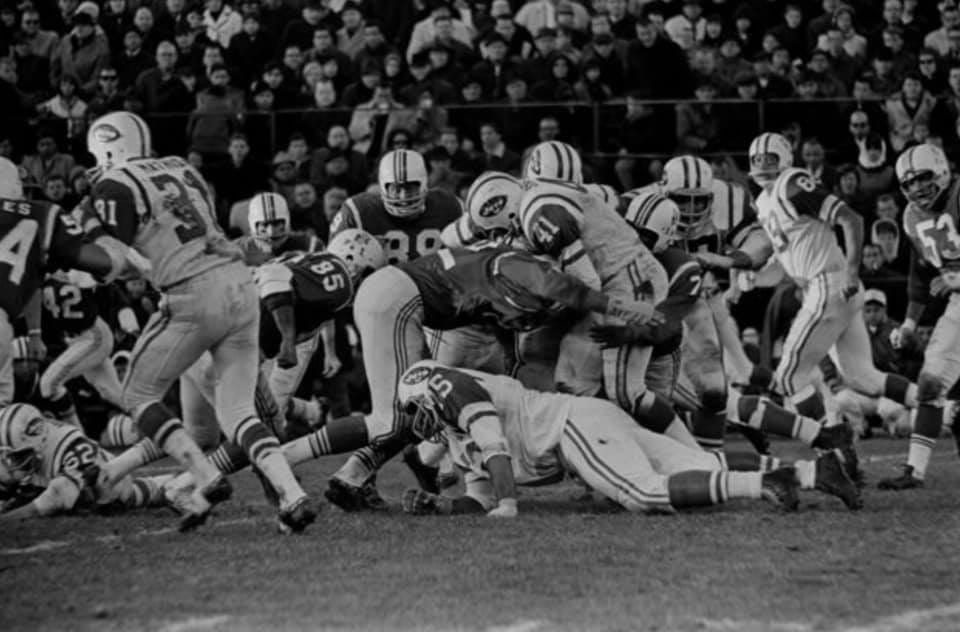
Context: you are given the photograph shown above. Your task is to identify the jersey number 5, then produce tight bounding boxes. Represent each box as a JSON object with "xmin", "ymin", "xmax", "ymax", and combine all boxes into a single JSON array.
[
  {"xmin": 0, "ymin": 219, "xmax": 38, "ymax": 285},
  {"xmin": 309, "ymin": 259, "xmax": 346, "ymax": 292}
]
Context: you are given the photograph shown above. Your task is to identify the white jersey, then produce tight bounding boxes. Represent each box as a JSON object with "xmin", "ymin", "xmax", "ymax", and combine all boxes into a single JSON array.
[{"xmin": 754, "ymin": 167, "xmax": 846, "ymax": 282}]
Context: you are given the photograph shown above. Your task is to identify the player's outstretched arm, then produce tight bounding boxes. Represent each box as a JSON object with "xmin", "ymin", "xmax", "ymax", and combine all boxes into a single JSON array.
[
  {"xmin": 0, "ymin": 477, "xmax": 80, "ymax": 521},
  {"xmin": 832, "ymin": 204, "xmax": 864, "ymax": 297}
]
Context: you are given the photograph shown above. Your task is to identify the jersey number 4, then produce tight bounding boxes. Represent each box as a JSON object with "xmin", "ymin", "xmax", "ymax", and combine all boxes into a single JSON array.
[
  {"xmin": 0, "ymin": 219, "xmax": 38, "ymax": 285},
  {"xmin": 43, "ymin": 284, "xmax": 84, "ymax": 320}
]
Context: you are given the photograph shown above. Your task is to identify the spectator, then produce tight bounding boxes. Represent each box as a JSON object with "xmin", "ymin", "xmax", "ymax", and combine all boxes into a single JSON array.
[
  {"xmin": 924, "ymin": 3, "xmax": 960, "ymax": 57},
  {"xmin": 50, "ymin": 11, "xmax": 110, "ymax": 96},
  {"xmin": 19, "ymin": 8, "xmax": 59, "ymax": 61},
  {"xmin": 732, "ymin": 6, "xmax": 759, "ymax": 59},
  {"xmin": 806, "ymin": 49, "xmax": 848, "ymax": 98},
  {"xmin": 100, "ymin": 0, "xmax": 133, "ymax": 54},
  {"xmin": 494, "ymin": 76, "xmax": 536, "ymax": 152},
  {"xmin": 750, "ymin": 52, "xmax": 793, "ymax": 99},
  {"xmin": 690, "ymin": 47, "xmax": 729, "ymax": 96},
  {"xmin": 258, "ymin": 0, "xmax": 297, "ymax": 44},
  {"xmin": 875, "ymin": 193, "xmax": 901, "ymax": 223},
  {"xmin": 226, "ymin": 13, "xmax": 272, "ymax": 87},
  {"xmin": 520, "ymin": 27, "xmax": 559, "ymax": 86},
  {"xmin": 322, "ymin": 185, "xmax": 348, "ymax": 227},
  {"xmin": 769, "ymin": 4, "xmax": 807, "ymax": 61},
  {"xmin": 11, "ymin": 32, "xmax": 50, "ymax": 101},
  {"xmin": 0, "ymin": 59, "xmax": 29, "ymax": 145},
  {"xmin": 820, "ymin": 26, "xmax": 862, "ymax": 87},
  {"xmin": 931, "ymin": 63, "xmax": 960, "ymax": 146},
  {"xmin": 663, "ymin": 0, "xmax": 705, "ymax": 51},
  {"xmin": 21, "ymin": 133, "xmax": 76, "ymax": 190},
  {"xmin": 37, "ymin": 75, "xmax": 88, "ymax": 144},
  {"xmin": 115, "ymin": 29, "xmax": 154, "ymax": 90},
  {"xmin": 471, "ymin": 33, "xmax": 518, "ymax": 102},
  {"xmin": 614, "ymin": 92, "xmax": 675, "ymax": 190},
  {"xmin": 187, "ymin": 63, "xmax": 244, "ymax": 161},
  {"xmin": 716, "ymin": 36, "xmax": 752, "ymax": 88},
  {"xmin": 173, "ymin": 22, "xmax": 204, "ymax": 72},
  {"xmin": 209, "ymin": 132, "xmax": 268, "ymax": 223},
  {"xmin": 285, "ymin": 132, "xmax": 312, "ymax": 181},
  {"xmin": 574, "ymin": 58, "xmax": 613, "ymax": 102},
  {"xmin": 917, "ymin": 48, "xmax": 947, "ymax": 95},
  {"xmin": 675, "ymin": 78, "xmax": 720, "ymax": 153},
  {"xmin": 348, "ymin": 84, "xmax": 412, "ymax": 157},
  {"xmin": 531, "ymin": 53, "xmax": 576, "ymax": 102},
  {"xmin": 134, "ymin": 44, "xmax": 189, "ymax": 127},
  {"xmin": 425, "ymin": 13, "xmax": 478, "ymax": 69},
  {"xmin": 834, "ymin": 163, "xmax": 870, "ymax": 210},
  {"xmin": 290, "ymin": 180, "xmax": 327, "ymax": 238},
  {"xmin": 270, "ymin": 150, "xmax": 297, "ymax": 204},
  {"xmin": 870, "ymin": 0, "xmax": 922, "ymax": 52},
  {"xmin": 522, "ymin": 116, "xmax": 561, "ymax": 163},
  {"xmin": 68, "ymin": 166, "xmax": 90, "ymax": 201},
  {"xmin": 861, "ymin": 244, "xmax": 901, "ymax": 285},
  {"xmin": 514, "ymin": 0, "xmax": 588, "ymax": 40},
  {"xmin": 202, "ymin": 0, "xmax": 242, "ymax": 49},
  {"xmin": 478, "ymin": 121, "xmax": 521, "ymax": 175},
  {"xmin": 299, "ymin": 79, "xmax": 349, "ymax": 147},
  {"xmin": 435, "ymin": 127, "xmax": 478, "ymax": 175},
  {"xmin": 307, "ymin": 26, "xmax": 352, "ymax": 77},
  {"xmin": 132, "ymin": 7, "xmax": 161, "ymax": 58},
  {"xmin": 87, "ymin": 67, "xmax": 125, "ymax": 117},
  {"xmin": 871, "ymin": 217, "xmax": 909, "ymax": 275},
  {"xmin": 700, "ymin": 14, "xmax": 724, "ymax": 50},
  {"xmin": 580, "ymin": 32, "xmax": 624, "ymax": 96},
  {"xmin": 837, "ymin": 108, "xmax": 873, "ymax": 164},
  {"xmin": 488, "ymin": 7, "xmax": 533, "ymax": 61},
  {"xmin": 353, "ymin": 20, "xmax": 396, "ymax": 72},
  {"xmin": 336, "ymin": 2, "xmax": 365, "ymax": 59},
  {"xmin": 801, "ymin": 137, "xmax": 838, "ymax": 190},
  {"xmin": 886, "ymin": 73, "xmax": 936, "ymax": 152},
  {"xmin": 625, "ymin": 16, "xmax": 692, "ymax": 98},
  {"xmin": 819, "ymin": 5, "xmax": 867, "ymax": 60},
  {"xmin": 854, "ymin": 133, "xmax": 895, "ymax": 210},
  {"xmin": 554, "ymin": 2, "xmax": 589, "ymax": 56},
  {"xmin": 309, "ymin": 124, "xmax": 367, "ymax": 192},
  {"xmin": 279, "ymin": 0, "xmax": 340, "ymax": 53},
  {"xmin": 408, "ymin": 91, "xmax": 449, "ymax": 149},
  {"xmin": 197, "ymin": 43, "xmax": 227, "ymax": 91},
  {"xmin": 406, "ymin": 4, "xmax": 474, "ymax": 64},
  {"xmin": 42, "ymin": 173, "xmax": 71, "ymax": 207},
  {"xmin": 155, "ymin": 0, "xmax": 187, "ymax": 43},
  {"xmin": 424, "ymin": 146, "xmax": 462, "ymax": 197},
  {"xmin": 426, "ymin": 43, "xmax": 463, "ymax": 90},
  {"xmin": 885, "ymin": 26, "xmax": 918, "ymax": 82},
  {"xmin": 862, "ymin": 289, "xmax": 902, "ymax": 374}
]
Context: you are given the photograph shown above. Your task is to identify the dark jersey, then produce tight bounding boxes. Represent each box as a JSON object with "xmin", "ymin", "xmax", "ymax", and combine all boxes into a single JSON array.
[
  {"xmin": 0, "ymin": 198, "xmax": 86, "ymax": 318},
  {"xmin": 400, "ymin": 246, "xmax": 595, "ymax": 331},
  {"xmin": 255, "ymin": 251, "xmax": 353, "ymax": 357},
  {"xmin": 331, "ymin": 189, "xmax": 462, "ymax": 264},
  {"xmin": 904, "ymin": 176, "xmax": 960, "ymax": 304},
  {"xmin": 651, "ymin": 247, "xmax": 704, "ymax": 356},
  {"xmin": 42, "ymin": 271, "xmax": 99, "ymax": 336}
]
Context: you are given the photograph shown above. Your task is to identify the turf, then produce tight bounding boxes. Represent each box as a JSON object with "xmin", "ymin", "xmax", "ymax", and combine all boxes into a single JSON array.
[{"xmin": 2, "ymin": 438, "xmax": 960, "ymax": 632}]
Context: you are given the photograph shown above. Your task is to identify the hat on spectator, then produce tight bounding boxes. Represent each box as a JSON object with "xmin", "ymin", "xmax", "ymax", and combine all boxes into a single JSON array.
[
  {"xmin": 341, "ymin": 1, "xmax": 363, "ymax": 15},
  {"xmin": 484, "ymin": 32, "xmax": 508, "ymax": 47},
  {"xmin": 304, "ymin": 0, "xmax": 326, "ymax": 10},
  {"xmin": 76, "ymin": 1, "xmax": 99, "ymax": 21},
  {"xmin": 72, "ymin": 10, "xmax": 95, "ymax": 26},
  {"xmin": 864, "ymin": 289, "xmax": 886, "ymax": 307},
  {"xmin": 593, "ymin": 33, "xmax": 615, "ymax": 45},
  {"xmin": 410, "ymin": 50, "xmax": 431, "ymax": 68},
  {"xmin": 491, "ymin": 0, "xmax": 511, "ymax": 18},
  {"xmin": 556, "ymin": 1, "xmax": 574, "ymax": 15},
  {"xmin": 360, "ymin": 58, "xmax": 382, "ymax": 76},
  {"xmin": 535, "ymin": 27, "xmax": 557, "ymax": 40},
  {"xmin": 273, "ymin": 151, "xmax": 295, "ymax": 166}
]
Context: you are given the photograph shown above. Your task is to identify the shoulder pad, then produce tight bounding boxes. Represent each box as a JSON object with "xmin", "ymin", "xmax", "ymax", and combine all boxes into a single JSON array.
[{"xmin": 254, "ymin": 261, "xmax": 293, "ymax": 298}]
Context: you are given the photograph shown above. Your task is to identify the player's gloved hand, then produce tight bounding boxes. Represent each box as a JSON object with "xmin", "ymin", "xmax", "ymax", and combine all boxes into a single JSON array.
[
  {"xmin": 589, "ymin": 323, "xmax": 651, "ymax": 348},
  {"xmin": 277, "ymin": 340, "xmax": 298, "ymax": 369},
  {"xmin": 605, "ymin": 298, "xmax": 664, "ymax": 326},
  {"xmin": 890, "ymin": 323, "xmax": 915, "ymax": 350},
  {"xmin": 487, "ymin": 498, "xmax": 518, "ymax": 518},
  {"xmin": 401, "ymin": 488, "xmax": 445, "ymax": 515},
  {"xmin": 26, "ymin": 331, "xmax": 46, "ymax": 362},
  {"xmin": 322, "ymin": 353, "xmax": 342, "ymax": 378}
]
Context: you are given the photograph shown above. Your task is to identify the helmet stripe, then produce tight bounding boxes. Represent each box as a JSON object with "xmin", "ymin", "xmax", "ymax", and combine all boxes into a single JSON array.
[
  {"xmin": 549, "ymin": 142, "xmax": 565, "ymax": 180},
  {"xmin": 693, "ymin": 157, "xmax": 702, "ymax": 189},
  {"xmin": 561, "ymin": 143, "xmax": 576, "ymax": 181},
  {"xmin": 128, "ymin": 113, "xmax": 147, "ymax": 156},
  {"xmin": 680, "ymin": 157, "xmax": 691, "ymax": 189}
]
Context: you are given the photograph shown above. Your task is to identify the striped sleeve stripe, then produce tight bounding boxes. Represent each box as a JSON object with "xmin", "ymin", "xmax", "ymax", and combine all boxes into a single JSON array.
[
  {"xmin": 343, "ymin": 198, "xmax": 362, "ymax": 231},
  {"xmin": 819, "ymin": 195, "xmax": 843, "ymax": 225},
  {"xmin": 561, "ymin": 243, "xmax": 588, "ymax": 267},
  {"xmin": 460, "ymin": 407, "xmax": 500, "ymax": 432},
  {"xmin": 42, "ymin": 203, "xmax": 61, "ymax": 259},
  {"xmin": 50, "ymin": 431, "xmax": 85, "ymax": 480}
]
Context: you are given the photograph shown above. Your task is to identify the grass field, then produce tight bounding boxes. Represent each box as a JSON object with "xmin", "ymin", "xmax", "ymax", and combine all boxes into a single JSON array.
[{"xmin": 3, "ymin": 437, "xmax": 960, "ymax": 632}]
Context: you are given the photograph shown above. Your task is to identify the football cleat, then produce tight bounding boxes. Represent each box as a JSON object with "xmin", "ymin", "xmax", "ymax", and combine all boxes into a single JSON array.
[
  {"xmin": 178, "ymin": 475, "xmax": 233, "ymax": 532},
  {"xmin": 877, "ymin": 465, "xmax": 924, "ymax": 491},
  {"xmin": 402, "ymin": 444, "xmax": 440, "ymax": 494},
  {"xmin": 811, "ymin": 422, "xmax": 853, "ymax": 451},
  {"xmin": 401, "ymin": 488, "xmax": 445, "ymax": 515},
  {"xmin": 277, "ymin": 495, "xmax": 319, "ymax": 534},
  {"xmin": 251, "ymin": 465, "xmax": 280, "ymax": 508},
  {"xmin": 837, "ymin": 441, "xmax": 864, "ymax": 488},
  {"xmin": 815, "ymin": 451, "xmax": 862, "ymax": 510},
  {"xmin": 324, "ymin": 476, "xmax": 388, "ymax": 512},
  {"xmin": 761, "ymin": 467, "xmax": 800, "ymax": 511}
]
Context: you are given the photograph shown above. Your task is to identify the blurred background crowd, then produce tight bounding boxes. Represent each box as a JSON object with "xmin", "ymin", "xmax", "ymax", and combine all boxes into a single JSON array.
[{"xmin": 3, "ymin": 0, "xmax": 956, "ymax": 435}]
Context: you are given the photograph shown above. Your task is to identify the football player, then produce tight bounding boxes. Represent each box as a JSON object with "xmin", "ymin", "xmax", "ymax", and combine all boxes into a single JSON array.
[
  {"xmin": 0, "ymin": 404, "xmax": 169, "ymax": 520},
  {"xmin": 441, "ymin": 171, "xmax": 523, "ymax": 248},
  {"xmin": 0, "ymin": 157, "xmax": 142, "ymax": 409},
  {"xmin": 881, "ymin": 144, "xmax": 960, "ymax": 489},
  {"xmin": 732, "ymin": 133, "xmax": 917, "ymax": 432},
  {"xmin": 625, "ymin": 156, "xmax": 773, "ymax": 450},
  {"xmin": 598, "ymin": 191, "xmax": 858, "ymax": 464},
  {"xmin": 395, "ymin": 360, "xmax": 860, "ymax": 517},
  {"xmin": 520, "ymin": 142, "xmax": 684, "ymax": 438},
  {"xmin": 239, "ymin": 192, "xmax": 322, "ymax": 265},
  {"xmin": 314, "ymin": 245, "xmax": 664, "ymax": 509},
  {"xmin": 39, "ymin": 270, "xmax": 124, "ymax": 426},
  {"xmin": 85, "ymin": 111, "xmax": 316, "ymax": 532},
  {"xmin": 330, "ymin": 149, "xmax": 461, "ymax": 264}
]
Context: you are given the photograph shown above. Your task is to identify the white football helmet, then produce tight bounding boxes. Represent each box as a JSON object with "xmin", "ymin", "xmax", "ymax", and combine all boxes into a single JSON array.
[
  {"xmin": 0, "ymin": 157, "xmax": 23, "ymax": 199},
  {"xmin": 524, "ymin": 141, "xmax": 583, "ymax": 184},
  {"xmin": 896, "ymin": 143, "xmax": 951, "ymax": 211},
  {"xmin": 748, "ymin": 132, "xmax": 793, "ymax": 187},
  {"xmin": 465, "ymin": 171, "xmax": 523, "ymax": 235},
  {"xmin": 396, "ymin": 360, "xmax": 447, "ymax": 440},
  {"xmin": 248, "ymin": 192, "xmax": 291, "ymax": 246},
  {"xmin": 378, "ymin": 149, "xmax": 428, "ymax": 217},
  {"xmin": 0, "ymin": 404, "xmax": 48, "ymax": 482},
  {"xmin": 660, "ymin": 155, "xmax": 713, "ymax": 234},
  {"xmin": 623, "ymin": 190, "xmax": 680, "ymax": 253},
  {"xmin": 327, "ymin": 228, "xmax": 387, "ymax": 282},
  {"xmin": 87, "ymin": 111, "xmax": 152, "ymax": 169}
]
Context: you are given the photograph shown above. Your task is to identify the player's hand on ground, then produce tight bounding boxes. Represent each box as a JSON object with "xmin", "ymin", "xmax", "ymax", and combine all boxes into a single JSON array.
[
  {"xmin": 487, "ymin": 498, "xmax": 518, "ymax": 518},
  {"xmin": 277, "ymin": 340, "xmax": 298, "ymax": 369},
  {"xmin": 322, "ymin": 353, "xmax": 342, "ymax": 378},
  {"xmin": 890, "ymin": 324, "xmax": 914, "ymax": 350},
  {"xmin": 401, "ymin": 488, "xmax": 442, "ymax": 515}
]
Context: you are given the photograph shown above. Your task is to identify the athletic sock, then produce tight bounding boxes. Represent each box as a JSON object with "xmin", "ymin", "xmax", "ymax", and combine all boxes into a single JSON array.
[
  {"xmin": 883, "ymin": 373, "xmax": 917, "ymax": 408},
  {"xmin": 691, "ymin": 409, "xmax": 725, "ymax": 451},
  {"xmin": 283, "ymin": 414, "xmax": 370, "ymax": 465},
  {"xmin": 737, "ymin": 394, "xmax": 821, "ymax": 444},
  {"xmin": 908, "ymin": 404, "xmax": 942, "ymax": 479},
  {"xmin": 791, "ymin": 386, "xmax": 827, "ymax": 421},
  {"xmin": 666, "ymin": 470, "xmax": 762, "ymax": 507},
  {"xmin": 100, "ymin": 413, "xmax": 139, "ymax": 448},
  {"xmin": 103, "ymin": 438, "xmax": 164, "ymax": 484},
  {"xmin": 235, "ymin": 416, "xmax": 304, "ymax": 507},
  {"xmin": 721, "ymin": 451, "xmax": 782, "ymax": 472},
  {"xmin": 632, "ymin": 390, "xmax": 676, "ymax": 433}
]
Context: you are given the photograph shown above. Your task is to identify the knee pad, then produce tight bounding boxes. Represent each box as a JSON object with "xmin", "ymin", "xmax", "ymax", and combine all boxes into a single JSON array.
[{"xmin": 917, "ymin": 372, "xmax": 945, "ymax": 404}]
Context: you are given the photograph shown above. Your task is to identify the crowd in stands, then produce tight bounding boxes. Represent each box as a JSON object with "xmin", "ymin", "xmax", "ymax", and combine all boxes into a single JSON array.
[{"xmin": 2, "ymin": 0, "xmax": 957, "ymax": 430}]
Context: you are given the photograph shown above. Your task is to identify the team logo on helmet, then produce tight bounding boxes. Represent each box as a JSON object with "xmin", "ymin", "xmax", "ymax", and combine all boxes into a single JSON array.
[
  {"xmin": 23, "ymin": 418, "xmax": 44, "ymax": 438},
  {"xmin": 402, "ymin": 366, "xmax": 433, "ymax": 385},
  {"xmin": 478, "ymin": 195, "xmax": 507, "ymax": 218},
  {"xmin": 91, "ymin": 124, "xmax": 121, "ymax": 143}
]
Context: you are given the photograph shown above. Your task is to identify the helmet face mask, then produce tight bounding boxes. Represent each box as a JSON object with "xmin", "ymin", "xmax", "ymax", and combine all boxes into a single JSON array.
[
  {"xmin": 667, "ymin": 191, "xmax": 713, "ymax": 235},
  {"xmin": 249, "ymin": 192, "xmax": 291, "ymax": 247},
  {"xmin": 897, "ymin": 144, "xmax": 951, "ymax": 212},
  {"xmin": 378, "ymin": 150, "xmax": 428, "ymax": 218},
  {"xmin": 466, "ymin": 171, "xmax": 523, "ymax": 237},
  {"xmin": 0, "ymin": 446, "xmax": 39, "ymax": 484},
  {"xmin": 404, "ymin": 396, "xmax": 444, "ymax": 441},
  {"xmin": 749, "ymin": 152, "xmax": 782, "ymax": 186},
  {"xmin": 900, "ymin": 171, "xmax": 943, "ymax": 210},
  {"xmin": 748, "ymin": 132, "xmax": 793, "ymax": 188},
  {"xmin": 382, "ymin": 181, "xmax": 426, "ymax": 216},
  {"xmin": 254, "ymin": 218, "xmax": 289, "ymax": 245}
]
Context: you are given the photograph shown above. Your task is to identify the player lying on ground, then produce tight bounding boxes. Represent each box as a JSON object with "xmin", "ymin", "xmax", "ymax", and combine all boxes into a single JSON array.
[
  {"xmin": 394, "ymin": 361, "xmax": 862, "ymax": 517},
  {"xmin": 0, "ymin": 404, "xmax": 169, "ymax": 520}
]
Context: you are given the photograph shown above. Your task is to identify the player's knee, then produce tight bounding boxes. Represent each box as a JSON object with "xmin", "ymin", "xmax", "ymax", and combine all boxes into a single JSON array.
[
  {"xmin": 917, "ymin": 372, "xmax": 945, "ymax": 404},
  {"xmin": 135, "ymin": 401, "xmax": 182, "ymax": 446}
]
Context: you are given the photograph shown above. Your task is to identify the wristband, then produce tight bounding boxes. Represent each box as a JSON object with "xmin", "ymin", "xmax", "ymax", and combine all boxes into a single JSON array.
[{"xmin": 28, "ymin": 329, "xmax": 41, "ymax": 336}]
